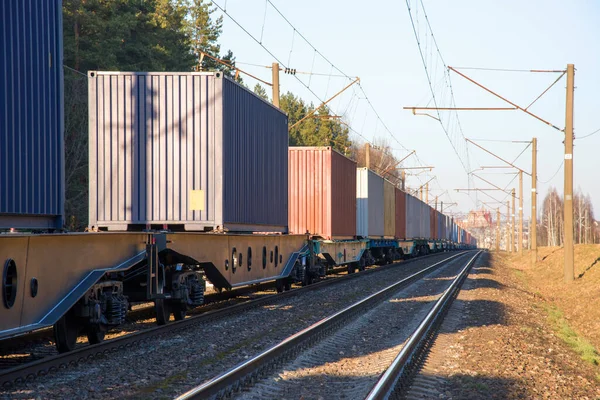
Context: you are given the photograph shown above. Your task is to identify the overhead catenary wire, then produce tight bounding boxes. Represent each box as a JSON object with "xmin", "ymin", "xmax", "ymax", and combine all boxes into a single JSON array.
[
  {"xmin": 405, "ymin": 0, "xmax": 472, "ymax": 178},
  {"xmin": 259, "ymin": 0, "xmax": 419, "ymax": 161},
  {"xmin": 539, "ymin": 161, "xmax": 564, "ymax": 184},
  {"xmin": 510, "ymin": 142, "xmax": 532, "ymax": 164},
  {"xmin": 451, "ymin": 66, "xmax": 565, "ymax": 73},
  {"xmin": 213, "ymin": 0, "xmax": 441, "ymax": 190},
  {"xmin": 577, "ymin": 127, "xmax": 600, "ymax": 140}
]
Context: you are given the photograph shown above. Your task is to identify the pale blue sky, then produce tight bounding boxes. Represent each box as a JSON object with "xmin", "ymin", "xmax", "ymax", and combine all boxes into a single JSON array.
[{"xmin": 215, "ymin": 0, "xmax": 600, "ymax": 218}]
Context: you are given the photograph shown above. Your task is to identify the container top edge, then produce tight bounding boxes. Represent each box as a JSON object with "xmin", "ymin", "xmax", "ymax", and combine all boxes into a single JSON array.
[
  {"xmin": 289, "ymin": 146, "xmax": 357, "ymax": 164},
  {"xmin": 88, "ymin": 71, "xmax": 223, "ymax": 77}
]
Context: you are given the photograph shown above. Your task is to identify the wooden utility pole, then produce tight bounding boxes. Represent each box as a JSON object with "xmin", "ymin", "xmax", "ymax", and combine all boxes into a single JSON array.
[
  {"xmin": 496, "ymin": 208, "xmax": 500, "ymax": 252},
  {"xmin": 519, "ymin": 170, "xmax": 523, "ymax": 255},
  {"xmin": 531, "ymin": 137, "xmax": 538, "ymax": 263},
  {"xmin": 512, "ymin": 189, "xmax": 516, "ymax": 253},
  {"xmin": 564, "ymin": 64, "xmax": 575, "ymax": 283},
  {"xmin": 365, "ymin": 143, "xmax": 371, "ymax": 169},
  {"xmin": 426, "ymin": 182, "xmax": 429, "ymax": 204},
  {"xmin": 272, "ymin": 63, "xmax": 280, "ymax": 107},
  {"xmin": 435, "ymin": 196, "xmax": 438, "ymax": 211},
  {"xmin": 506, "ymin": 201, "xmax": 511, "ymax": 251}
]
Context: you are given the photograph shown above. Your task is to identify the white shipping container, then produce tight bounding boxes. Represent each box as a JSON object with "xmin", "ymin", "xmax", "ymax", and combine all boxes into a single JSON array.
[{"xmin": 356, "ymin": 168, "xmax": 384, "ymax": 237}]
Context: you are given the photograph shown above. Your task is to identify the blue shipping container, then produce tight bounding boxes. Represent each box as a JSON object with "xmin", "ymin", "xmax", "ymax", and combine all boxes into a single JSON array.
[
  {"xmin": 0, "ymin": 0, "xmax": 64, "ymax": 229},
  {"xmin": 88, "ymin": 72, "xmax": 288, "ymax": 232}
]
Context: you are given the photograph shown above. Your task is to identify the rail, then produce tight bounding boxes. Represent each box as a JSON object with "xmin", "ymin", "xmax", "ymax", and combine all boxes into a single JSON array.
[
  {"xmin": 0, "ymin": 251, "xmax": 454, "ymax": 387},
  {"xmin": 175, "ymin": 251, "xmax": 471, "ymax": 400},
  {"xmin": 365, "ymin": 250, "xmax": 482, "ymax": 399}
]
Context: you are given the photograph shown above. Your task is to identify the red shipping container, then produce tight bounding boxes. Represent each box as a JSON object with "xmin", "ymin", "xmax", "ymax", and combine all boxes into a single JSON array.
[
  {"xmin": 430, "ymin": 207, "xmax": 436, "ymax": 239},
  {"xmin": 288, "ymin": 147, "xmax": 357, "ymax": 239},
  {"xmin": 394, "ymin": 188, "xmax": 406, "ymax": 239}
]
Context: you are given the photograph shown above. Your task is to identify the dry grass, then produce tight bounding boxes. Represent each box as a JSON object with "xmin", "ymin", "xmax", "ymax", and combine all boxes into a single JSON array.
[{"xmin": 500, "ymin": 245, "xmax": 600, "ymax": 361}]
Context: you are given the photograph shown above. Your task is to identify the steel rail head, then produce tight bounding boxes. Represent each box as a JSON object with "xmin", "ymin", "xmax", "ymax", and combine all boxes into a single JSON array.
[
  {"xmin": 175, "ymin": 251, "xmax": 472, "ymax": 400},
  {"xmin": 365, "ymin": 250, "xmax": 483, "ymax": 400}
]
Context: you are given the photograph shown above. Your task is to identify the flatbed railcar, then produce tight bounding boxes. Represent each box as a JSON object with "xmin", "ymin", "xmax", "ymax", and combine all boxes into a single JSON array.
[{"xmin": 0, "ymin": 0, "xmax": 476, "ymax": 353}]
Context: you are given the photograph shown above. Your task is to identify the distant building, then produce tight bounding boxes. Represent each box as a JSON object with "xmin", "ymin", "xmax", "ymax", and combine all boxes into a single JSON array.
[{"xmin": 463, "ymin": 209, "xmax": 492, "ymax": 229}]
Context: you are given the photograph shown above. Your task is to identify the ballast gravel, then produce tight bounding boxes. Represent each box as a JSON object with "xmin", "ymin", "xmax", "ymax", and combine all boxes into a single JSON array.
[
  {"xmin": 234, "ymin": 252, "xmax": 474, "ymax": 400},
  {"xmin": 405, "ymin": 252, "xmax": 600, "ymax": 399},
  {"xmin": 1, "ymin": 252, "xmax": 459, "ymax": 400}
]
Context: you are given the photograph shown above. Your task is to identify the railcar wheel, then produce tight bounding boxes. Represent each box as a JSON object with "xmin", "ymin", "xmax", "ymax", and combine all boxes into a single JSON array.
[
  {"xmin": 54, "ymin": 311, "xmax": 79, "ymax": 353},
  {"xmin": 276, "ymin": 279, "xmax": 284, "ymax": 293},
  {"xmin": 86, "ymin": 328, "xmax": 106, "ymax": 345},
  {"xmin": 155, "ymin": 298, "xmax": 171, "ymax": 325},
  {"xmin": 284, "ymin": 281, "xmax": 292, "ymax": 291},
  {"xmin": 347, "ymin": 264, "xmax": 356, "ymax": 274},
  {"xmin": 172, "ymin": 304, "xmax": 187, "ymax": 321}
]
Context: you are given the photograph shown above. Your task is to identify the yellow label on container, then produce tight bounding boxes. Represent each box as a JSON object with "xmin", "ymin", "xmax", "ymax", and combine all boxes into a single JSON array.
[{"xmin": 190, "ymin": 190, "xmax": 205, "ymax": 211}]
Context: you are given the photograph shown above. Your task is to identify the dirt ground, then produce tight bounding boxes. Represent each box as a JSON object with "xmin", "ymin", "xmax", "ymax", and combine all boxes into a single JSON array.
[{"xmin": 409, "ymin": 246, "xmax": 600, "ymax": 399}]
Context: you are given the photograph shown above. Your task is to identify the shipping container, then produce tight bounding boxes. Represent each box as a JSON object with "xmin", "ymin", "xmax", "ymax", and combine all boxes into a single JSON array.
[
  {"xmin": 89, "ymin": 72, "xmax": 288, "ymax": 232},
  {"xmin": 429, "ymin": 207, "xmax": 436, "ymax": 239},
  {"xmin": 405, "ymin": 193, "xmax": 431, "ymax": 239},
  {"xmin": 0, "ymin": 0, "xmax": 64, "ymax": 229},
  {"xmin": 394, "ymin": 188, "xmax": 406, "ymax": 239},
  {"xmin": 383, "ymin": 179, "xmax": 395, "ymax": 238},
  {"xmin": 356, "ymin": 168, "xmax": 384, "ymax": 237},
  {"xmin": 288, "ymin": 147, "xmax": 356, "ymax": 239}
]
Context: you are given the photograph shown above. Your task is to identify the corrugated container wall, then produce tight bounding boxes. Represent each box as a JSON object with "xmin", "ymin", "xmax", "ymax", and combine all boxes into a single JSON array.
[
  {"xmin": 437, "ymin": 211, "xmax": 444, "ymax": 240},
  {"xmin": 356, "ymin": 168, "xmax": 384, "ymax": 238},
  {"xmin": 429, "ymin": 207, "xmax": 436, "ymax": 239},
  {"xmin": 0, "ymin": 0, "xmax": 64, "ymax": 229},
  {"xmin": 420, "ymin": 201, "xmax": 431, "ymax": 239},
  {"xmin": 405, "ymin": 193, "xmax": 430, "ymax": 239},
  {"xmin": 383, "ymin": 180, "xmax": 395, "ymax": 238},
  {"xmin": 288, "ymin": 147, "xmax": 356, "ymax": 239},
  {"xmin": 89, "ymin": 72, "xmax": 288, "ymax": 232},
  {"xmin": 394, "ymin": 188, "xmax": 406, "ymax": 239}
]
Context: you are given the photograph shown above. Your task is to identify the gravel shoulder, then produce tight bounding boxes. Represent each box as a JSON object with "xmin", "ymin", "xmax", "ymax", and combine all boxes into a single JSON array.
[{"xmin": 406, "ymin": 250, "xmax": 600, "ymax": 399}]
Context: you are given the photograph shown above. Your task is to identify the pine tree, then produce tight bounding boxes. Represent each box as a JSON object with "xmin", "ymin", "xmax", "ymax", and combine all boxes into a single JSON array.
[{"xmin": 253, "ymin": 84, "xmax": 270, "ymax": 101}]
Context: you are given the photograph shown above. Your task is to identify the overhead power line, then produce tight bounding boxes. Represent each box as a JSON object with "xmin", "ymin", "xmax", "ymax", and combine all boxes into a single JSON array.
[
  {"xmin": 213, "ymin": 1, "xmax": 433, "ymax": 168},
  {"xmin": 243, "ymin": 0, "xmax": 422, "ymax": 162},
  {"xmin": 539, "ymin": 161, "xmax": 564, "ymax": 184},
  {"xmin": 405, "ymin": 0, "xmax": 472, "ymax": 177},
  {"xmin": 577, "ymin": 127, "xmax": 600, "ymax": 140}
]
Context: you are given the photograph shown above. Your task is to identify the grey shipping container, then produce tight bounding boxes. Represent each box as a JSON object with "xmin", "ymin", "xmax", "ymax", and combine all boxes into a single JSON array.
[
  {"xmin": 0, "ymin": 0, "xmax": 64, "ymax": 229},
  {"xmin": 88, "ymin": 71, "xmax": 288, "ymax": 232},
  {"xmin": 356, "ymin": 168, "xmax": 384, "ymax": 237},
  {"xmin": 405, "ymin": 193, "xmax": 431, "ymax": 239}
]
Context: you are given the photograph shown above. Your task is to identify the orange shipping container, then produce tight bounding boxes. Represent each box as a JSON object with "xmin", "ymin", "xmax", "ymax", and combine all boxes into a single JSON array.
[
  {"xmin": 383, "ymin": 179, "xmax": 396, "ymax": 238},
  {"xmin": 288, "ymin": 147, "xmax": 357, "ymax": 239},
  {"xmin": 394, "ymin": 188, "xmax": 406, "ymax": 239}
]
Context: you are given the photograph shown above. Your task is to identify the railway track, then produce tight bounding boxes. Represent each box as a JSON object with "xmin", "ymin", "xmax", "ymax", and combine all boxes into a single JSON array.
[
  {"xmin": 174, "ymin": 250, "xmax": 481, "ymax": 400},
  {"xmin": 0, "ymin": 252, "xmax": 454, "ymax": 389},
  {"xmin": 0, "ymin": 281, "xmax": 285, "ymax": 360}
]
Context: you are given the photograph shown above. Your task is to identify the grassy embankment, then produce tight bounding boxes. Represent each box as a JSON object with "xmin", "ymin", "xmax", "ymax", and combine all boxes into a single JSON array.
[{"xmin": 498, "ymin": 245, "xmax": 600, "ymax": 372}]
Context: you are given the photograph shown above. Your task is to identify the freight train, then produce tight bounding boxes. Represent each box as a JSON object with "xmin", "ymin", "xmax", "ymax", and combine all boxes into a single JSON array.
[{"xmin": 0, "ymin": 0, "xmax": 476, "ymax": 353}]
